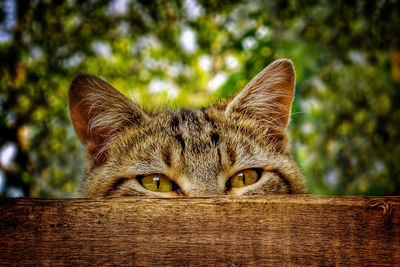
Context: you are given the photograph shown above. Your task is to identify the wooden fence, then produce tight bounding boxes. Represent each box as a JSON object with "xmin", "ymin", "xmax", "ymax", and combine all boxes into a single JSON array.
[{"xmin": 1, "ymin": 195, "xmax": 399, "ymax": 265}]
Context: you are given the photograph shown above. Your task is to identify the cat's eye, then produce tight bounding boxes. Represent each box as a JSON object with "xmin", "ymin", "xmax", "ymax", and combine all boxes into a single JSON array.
[
  {"xmin": 139, "ymin": 174, "xmax": 176, "ymax": 192},
  {"xmin": 228, "ymin": 169, "xmax": 261, "ymax": 188}
]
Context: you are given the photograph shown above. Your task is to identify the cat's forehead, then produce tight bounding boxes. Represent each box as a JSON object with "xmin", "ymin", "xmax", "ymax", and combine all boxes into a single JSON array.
[{"xmin": 155, "ymin": 107, "xmax": 222, "ymax": 136}]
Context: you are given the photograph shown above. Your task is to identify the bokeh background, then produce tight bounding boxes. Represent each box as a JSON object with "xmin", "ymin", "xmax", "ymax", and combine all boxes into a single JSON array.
[{"xmin": 0, "ymin": 0, "xmax": 399, "ymax": 197}]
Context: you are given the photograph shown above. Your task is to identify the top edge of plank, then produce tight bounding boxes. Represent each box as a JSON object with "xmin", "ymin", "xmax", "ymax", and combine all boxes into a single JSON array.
[{"xmin": 1, "ymin": 194, "xmax": 400, "ymax": 206}]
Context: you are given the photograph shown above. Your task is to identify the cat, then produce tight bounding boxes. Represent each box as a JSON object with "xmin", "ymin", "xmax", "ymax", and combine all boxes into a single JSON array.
[{"xmin": 69, "ymin": 59, "xmax": 307, "ymax": 197}]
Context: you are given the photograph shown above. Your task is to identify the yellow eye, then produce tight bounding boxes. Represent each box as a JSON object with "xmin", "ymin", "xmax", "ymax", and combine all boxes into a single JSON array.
[
  {"xmin": 140, "ymin": 174, "xmax": 174, "ymax": 192},
  {"xmin": 229, "ymin": 169, "xmax": 260, "ymax": 188}
]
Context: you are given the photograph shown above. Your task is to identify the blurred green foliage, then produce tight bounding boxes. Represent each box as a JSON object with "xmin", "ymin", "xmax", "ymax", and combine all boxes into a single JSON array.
[{"xmin": 0, "ymin": 0, "xmax": 399, "ymax": 197}]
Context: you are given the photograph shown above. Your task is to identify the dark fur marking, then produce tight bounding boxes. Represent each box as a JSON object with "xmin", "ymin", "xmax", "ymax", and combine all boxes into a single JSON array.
[
  {"xmin": 180, "ymin": 109, "xmax": 192, "ymax": 122},
  {"xmin": 161, "ymin": 147, "xmax": 172, "ymax": 167},
  {"xmin": 120, "ymin": 191, "xmax": 146, "ymax": 196},
  {"xmin": 171, "ymin": 115, "xmax": 180, "ymax": 132},
  {"xmin": 180, "ymin": 109, "xmax": 201, "ymax": 132},
  {"xmin": 217, "ymin": 146, "xmax": 222, "ymax": 168},
  {"xmin": 104, "ymin": 177, "xmax": 129, "ymax": 196},
  {"xmin": 226, "ymin": 144, "xmax": 236, "ymax": 167},
  {"xmin": 175, "ymin": 134, "xmax": 185, "ymax": 152},
  {"xmin": 211, "ymin": 132, "xmax": 219, "ymax": 147}
]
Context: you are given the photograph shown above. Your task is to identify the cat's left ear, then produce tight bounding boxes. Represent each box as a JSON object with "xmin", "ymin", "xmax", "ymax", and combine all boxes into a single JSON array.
[
  {"xmin": 225, "ymin": 59, "xmax": 295, "ymax": 129},
  {"xmin": 69, "ymin": 74, "xmax": 148, "ymax": 163}
]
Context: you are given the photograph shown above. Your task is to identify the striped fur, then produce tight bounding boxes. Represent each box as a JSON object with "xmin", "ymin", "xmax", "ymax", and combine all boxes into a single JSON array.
[{"xmin": 69, "ymin": 59, "xmax": 307, "ymax": 197}]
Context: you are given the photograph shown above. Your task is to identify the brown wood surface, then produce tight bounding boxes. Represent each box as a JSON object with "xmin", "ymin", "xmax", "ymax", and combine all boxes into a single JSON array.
[{"xmin": 0, "ymin": 195, "xmax": 399, "ymax": 266}]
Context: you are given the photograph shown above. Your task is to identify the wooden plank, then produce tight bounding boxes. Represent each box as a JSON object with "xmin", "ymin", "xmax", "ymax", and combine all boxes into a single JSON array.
[{"xmin": 0, "ymin": 195, "xmax": 399, "ymax": 266}]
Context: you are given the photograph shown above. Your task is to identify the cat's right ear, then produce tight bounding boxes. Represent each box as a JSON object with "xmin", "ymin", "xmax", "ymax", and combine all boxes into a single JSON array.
[
  {"xmin": 69, "ymin": 74, "xmax": 148, "ymax": 163},
  {"xmin": 225, "ymin": 59, "xmax": 296, "ymax": 130}
]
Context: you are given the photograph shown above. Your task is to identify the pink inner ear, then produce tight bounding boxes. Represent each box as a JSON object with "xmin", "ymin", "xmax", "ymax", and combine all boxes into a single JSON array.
[
  {"xmin": 69, "ymin": 105, "xmax": 89, "ymax": 144},
  {"xmin": 69, "ymin": 92, "xmax": 121, "ymax": 164},
  {"xmin": 68, "ymin": 74, "xmax": 116, "ymax": 163}
]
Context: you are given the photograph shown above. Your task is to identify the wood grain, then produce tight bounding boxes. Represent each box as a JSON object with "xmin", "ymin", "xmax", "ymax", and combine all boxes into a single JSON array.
[{"xmin": 0, "ymin": 195, "xmax": 399, "ymax": 266}]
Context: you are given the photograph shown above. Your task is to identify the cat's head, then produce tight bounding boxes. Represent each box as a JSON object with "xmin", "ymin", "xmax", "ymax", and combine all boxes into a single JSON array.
[{"xmin": 69, "ymin": 59, "xmax": 307, "ymax": 197}]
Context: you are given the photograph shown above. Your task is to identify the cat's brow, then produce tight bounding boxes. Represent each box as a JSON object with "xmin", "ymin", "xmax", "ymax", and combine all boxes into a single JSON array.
[{"xmin": 180, "ymin": 109, "xmax": 202, "ymax": 132}]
